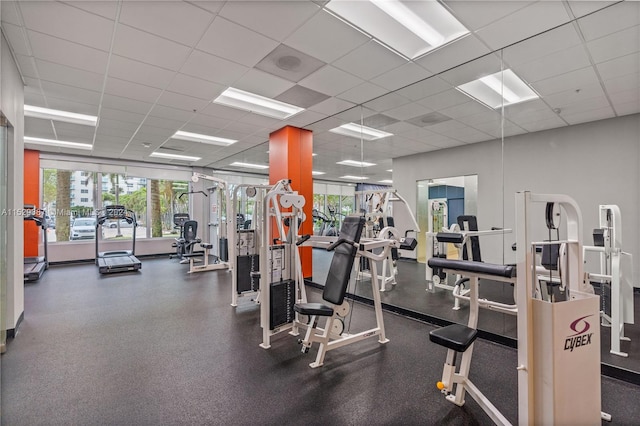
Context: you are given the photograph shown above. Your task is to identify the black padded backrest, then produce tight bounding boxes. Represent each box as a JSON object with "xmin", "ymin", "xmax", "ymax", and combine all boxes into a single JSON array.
[
  {"xmin": 457, "ymin": 215, "xmax": 481, "ymax": 262},
  {"xmin": 183, "ymin": 220, "xmax": 198, "ymax": 241},
  {"xmin": 173, "ymin": 213, "xmax": 189, "ymax": 227},
  {"xmin": 323, "ymin": 216, "xmax": 365, "ymax": 306}
]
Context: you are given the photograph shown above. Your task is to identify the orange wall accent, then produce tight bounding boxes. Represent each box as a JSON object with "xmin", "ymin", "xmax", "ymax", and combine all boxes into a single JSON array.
[
  {"xmin": 269, "ymin": 126, "xmax": 313, "ymax": 279},
  {"xmin": 24, "ymin": 149, "xmax": 40, "ymax": 257}
]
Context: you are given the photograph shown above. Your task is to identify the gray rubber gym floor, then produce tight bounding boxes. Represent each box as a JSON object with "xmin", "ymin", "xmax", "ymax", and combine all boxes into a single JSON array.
[{"xmin": 3, "ymin": 258, "xmax": 639, "ymax": 425}]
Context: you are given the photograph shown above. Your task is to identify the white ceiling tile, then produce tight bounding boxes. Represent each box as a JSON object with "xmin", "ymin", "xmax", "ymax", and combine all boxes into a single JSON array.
[
  {"xmin": 442, "ymin": 1, "xmax": 534, "ymax": 32},
  {"xmin": 587, "ymin": 25, "xmax": 640, "ymax": 64},
  {"xmin": 517, "ymin": 116, "xmax": 567, "ymax": 133},
  {"xmin": 515, "ymin": 44, "xmax": 591, "ymax": 83},
  {"xmin": 417, "ymin": 89, "xmax": 470, "ymax": 112},
  {"xmin": 113, "ymin": 24, "xmax": 191, "ymax": 71},
  {"xmin": 444, "ymin": 126, "xmax": 492, "ymax": 144},
  {"xmin": 285, "ymin": 109, "xmax": 327, "ymax": 127},
  {"xmin": 156, "ymin": 91, "xmax": 210, "ymax": 113},
  {"xmin": 533, "ymin": 66, "xmax": 600, "ymax": 96},
  {"xmin": 416, "ymin": 35, "xmax": 492, "ymax": 76},
  {"xmin": 108, "ymin": 54, "xmax": 176, "ymax": 89},
  {"xmin": 503, "ymin": 24, "xmax": 583, "ymax": 67},
  {"xmin": 42, "ymin": 96, "xmax": 99, "ymax": 116},
  {"xmin": 456, "ymin": 110, "xmax": 502, "ymax": 127},
  {"xmin": 234, "ymin": 69, "xmax": 295, "ymax": 98},
  {"xmin": 14, "ymin": 54, "xmax": 38, "ymax": 78},
  {"xmin": 119, "ymin": 1, "xmax": 214, "ymax": 46},
  {"xmin": 101, "ymin": 94, "xmax": 153, "ymax": 115},
  {"xmin": 332, "ymin": 40, "xmax": 407, "ymax": 81},
  {"xmin": 284, "ymin": 9, "xmax": 370, "ymax": 63},
  {"xmin": 98, "ymin": 118, "xmax": 140, "ymax": 133},
  {"xmin": 577, "ymin": 1, "xmax": 639, "ymax": 41},
  {"xmin": 187, "ymin": 1, "xmax": 225, "ymax": 15},
  {"xmin": 370, "ymin": 62, "xmax": 431, "ymax": 92},
  {"xmin": 143, "ymin": 115, "xmax": 188, "ymax": 131},
  {"xmin": 603, "ymin": 72, "xmax": 640, "ymax": 94},
  {"xmin": 424, "ymin": 136, "xmax": 467, "ymax": 150},
  {"xmin": 335, "ymin": 82, "xmax": 388, "ymax": 104},
  {"xmin": 197, "ymin": 17, "xmax": 279, "ymax": 67},
  {"xmin": 543, "ymin": 82, "xmax": 605, "ymax": 110},
  {"xmin": 363, "ymin": 92, "xmax": 411, "ymax": 113},
  {"xmin": 597, "ymin": 53, "xmax": 640, "ymax": 81},
  {"xmin": 95, "ymin": 124, "xmax": 134, "ymax": 140},
  {"xmin": 167, "ymin": 73, "xmax": 225, "ymax": 101},
  {"xmin": 137, "ymin": 125, "xmax": 175, "ymax": 138},
  {"xmin": 27, "ymin": 30, "xmax": 109, "ymax": 74},
  {"xmin": 562, "ymin": 106, "xmax": 615, "ymax": 125},
  {"xmin": 1, "ymin": 1, "xmax": 22, "ymax": 26},
  {"xmin": 395, "ymin": 76, "xmax": 451, "ymax": 101},
  {"xmin": 188, "ymin": 113, "xmax": 230, "ymax": 129},
  {"xmin": 612, "ymin": 100, "xmax": 640, "ymax": 116},
  {"xmin": 100, "ymin": 107, "xmax": 146, "ymax": 125},
  {"xmin": 24, "ymin": 92, "xmax": 46, "ymax": 106},
  {"xmin": 200, "ymin": 103, "xmax": 250, "ymax": 121},
  {"xmin": 438, "ymin": 54, "xmax": 502, "ymax": 86},
  {"xmin": 299, "ymin": 65, "xmax": 364, "ymax": 97},
  {"xmin": 567, "ymin": 1, "xmax": 617, "ymax": 18},
  {"xmin": 477, "ymin": 2, "xmax": 572, "ymax": 50},
  {"xmin": 40, "ymin": 80, "xmax": 101, "ymax": 105},
  {"xmin": 2, "ymin": 23, "xmax": 30, "ymax": 56},
  {"xmin": 180, "ymin": 50, "xmax": 249, "ymax": 85},
  {"xmin": 60, "ymin": 1, "xmax": 119, "ymax": 20},
  {"xmin": 104, "ymin": 77, "xmax": 162, "ymax": 103},
  {"xmin": 35, "ymin": 59, "xmax": 104, "ymax": 92},
  {"xmin": 308, "ymin": 97, "xmax": 356, "ymax": 116},
  {"xmin": 217, "ymin": 120, "xmax": 262, "ymax": 135},
  {"xmin": 148, "ymin": 104, "xmax": 196, "ymax": 122},
  {"xmin": 608, "ymin": 89, "xmax": 639, "ymax": 106},
  {"xmin": 20, "ymin": 1, "xmax": 114, "ymax": 51},
  {"xmin": 219, "ymin": 0, "xmax": 320, "ymax": 42}
]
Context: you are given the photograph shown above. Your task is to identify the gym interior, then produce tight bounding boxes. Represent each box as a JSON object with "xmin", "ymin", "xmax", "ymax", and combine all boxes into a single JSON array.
[{"xmin": 1, "ymin": 1, "xmax": 639, "ymax": 424}]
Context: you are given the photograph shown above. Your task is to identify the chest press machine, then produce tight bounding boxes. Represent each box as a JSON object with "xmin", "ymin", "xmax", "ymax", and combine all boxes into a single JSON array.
[{"xmin": 427, "ymin": 192, "xmax": 607, "ymax": 425}]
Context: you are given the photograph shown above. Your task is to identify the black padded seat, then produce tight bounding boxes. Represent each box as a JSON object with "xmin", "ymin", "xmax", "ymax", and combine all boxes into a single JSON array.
[
  {"xmin": 200, "ymin": 243, "xmax": 213, "ymax": 249},
  {"xmin": 427, "ymin": 258, "xmax": 515, "ymax": 279},
  {"xmin": 293, "ymin": 303, "xmax": 334, "ymax": 316},
  {"xmin": 430, "ymin": 324, "xmax": 478, "ymax": 352}
]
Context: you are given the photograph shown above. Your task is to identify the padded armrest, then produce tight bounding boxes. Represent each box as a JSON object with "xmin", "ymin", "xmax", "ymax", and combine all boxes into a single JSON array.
[
  {"xmin": 435, "ymin": 232, "xmax": 464, "ymax": 244},
  {"xmin": 427, "ymin": 258, "xmax": 515, "ymax": 278}
]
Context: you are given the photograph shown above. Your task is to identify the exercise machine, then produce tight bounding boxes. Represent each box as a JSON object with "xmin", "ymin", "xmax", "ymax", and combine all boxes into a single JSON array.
[
  {"xmin": 229, "ymin": 182, "xmax": 274, "ymax": 307},
  {"xmin": 583, "ymin": 204, "xmax": 634, "ymax": 357},
  {"xmin": 293, "ymin": 218, "xmax": 397, "ymax": 367},
  {"xmin": 169, "ymin": 213, "xmax": 191, "ymax": 260},
  {"xmin": 355, "ymin": 188, "xmax": 419, "ymax": 291},
  {"xmin": 426, "ymin": 216, "xmax": 511, "ymax": 310},
  {"xmin": 23, "ymin": 205, "xmax": 49, "ymax": 282},
  {"xmin": 185, "ymin": 173, "xmax": 232, "ymax": 273},
  {"xmin": 95, "ymin": 205, "xmax": 142, "ymax": 274},
  {"xmin": 427, "ymin": 192, "xmax": 607, "ymax": 425}
]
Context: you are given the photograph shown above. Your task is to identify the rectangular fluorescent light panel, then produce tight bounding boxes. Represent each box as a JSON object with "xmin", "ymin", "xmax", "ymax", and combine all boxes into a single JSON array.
[
  {"xmin": 214, "ymin": 87, "xmax": 304, "ymax": 120},
  {"xmin": 379, "ymin": 179, "xmax": 393, "ymax": 184},
  {"xmin": 230, "ymin": 161, "xmax": 269, "ymax": 170},
  {"xmin": 326, "ymin": 0, "xmax": 469, "ymax": 59},
  {"xmin": 312, "ymin": 171, "xmax": 325, "ymax": 175},
  {"xmin": 456, "ymin": 69, "xmax": 539, "ymax": 109},
  {"xmin": 172, "ymin": 130, "xmax": 237, "ymax": 146},
  {"xmin": 24, "ymin": 105, "xmax": 98, "ymax": 126},
  {"xmin": 341, "ymin": 175, "xmax": 369, "ymax": 180},
  {"xmin": 337, "ymin": 160, "xmax": 376, "ymax": 167},
  {"xmin": 150, "ymin": 152, "xmax": 201, "ymax": 162},
  {"xmin": 329, "ymin": 122, "xmax": 393, "ymax": 141},
  {"xmin": 24, "ymin": 136, "xmax": 92, "ymax": 150}
]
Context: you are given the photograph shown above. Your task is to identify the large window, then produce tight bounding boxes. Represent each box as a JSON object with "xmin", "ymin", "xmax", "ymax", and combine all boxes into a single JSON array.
[
  {"xmin": 312, "ymin": 183, "xmax": 355, "ymax": 234},
  {"xmin": 42, "ymin": 167, "xmax": 189, "ymax": 242}
]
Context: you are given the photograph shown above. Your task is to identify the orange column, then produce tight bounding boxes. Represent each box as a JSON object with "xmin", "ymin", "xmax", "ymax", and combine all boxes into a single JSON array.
[
  {"xmin": 24, "ymin": 149, "xmax": 40, "ymax": 257},
  {"xmin": 269, "ymin": 126, "xmax": 313, "ymax": 279}
]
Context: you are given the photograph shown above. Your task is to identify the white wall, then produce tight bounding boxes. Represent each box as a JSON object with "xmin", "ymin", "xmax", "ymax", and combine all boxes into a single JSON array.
[
  {"xmin": 394, "ymin": 114, "xmax": 640, "ymax": 285},
  {"xmin": 1, "ymin": 32, "xmax": 25, "ymax": 330}
]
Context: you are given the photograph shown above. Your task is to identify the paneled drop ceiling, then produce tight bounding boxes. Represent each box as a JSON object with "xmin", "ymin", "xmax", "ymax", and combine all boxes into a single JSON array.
[{"xmin": 1, "ymin": 0, "xmax": 638, "ymax": 183}]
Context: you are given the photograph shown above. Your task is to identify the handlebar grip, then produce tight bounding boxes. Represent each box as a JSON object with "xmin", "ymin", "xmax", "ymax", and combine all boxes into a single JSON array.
[{"xmin": 296, "ymin": 234, "xmax": 311, "ymax": 246}]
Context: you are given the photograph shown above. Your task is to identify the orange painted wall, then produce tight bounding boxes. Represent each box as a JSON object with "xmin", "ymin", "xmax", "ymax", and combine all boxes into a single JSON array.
[
  {"xmin": 269, "ymin": 126, "xmax": 313, "ymax": 279},
  {"xmin": 24, "ymin": 149, "xmax": 41, "ymax": 257}
]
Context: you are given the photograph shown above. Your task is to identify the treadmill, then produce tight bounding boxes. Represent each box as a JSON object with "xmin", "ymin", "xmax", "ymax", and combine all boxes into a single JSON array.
[
  {"xmin": 95, "ymin": 205, "xmax": 142, "ymax": 274},
  {"xmin": 23, "ymin": 205, "xmax": 49, "ymax": 282}
]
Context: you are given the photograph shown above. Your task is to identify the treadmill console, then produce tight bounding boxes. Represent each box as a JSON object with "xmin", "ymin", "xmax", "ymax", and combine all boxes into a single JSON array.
[{"xmin": 105, "ymin": 205, "xmax": 127, "ymax": 219}]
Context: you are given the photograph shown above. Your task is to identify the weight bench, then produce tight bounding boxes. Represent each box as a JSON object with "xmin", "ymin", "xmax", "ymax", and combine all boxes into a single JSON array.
[{"xmin": 426, "ymin": 258, "xmax": 515, "ymax": 426}]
